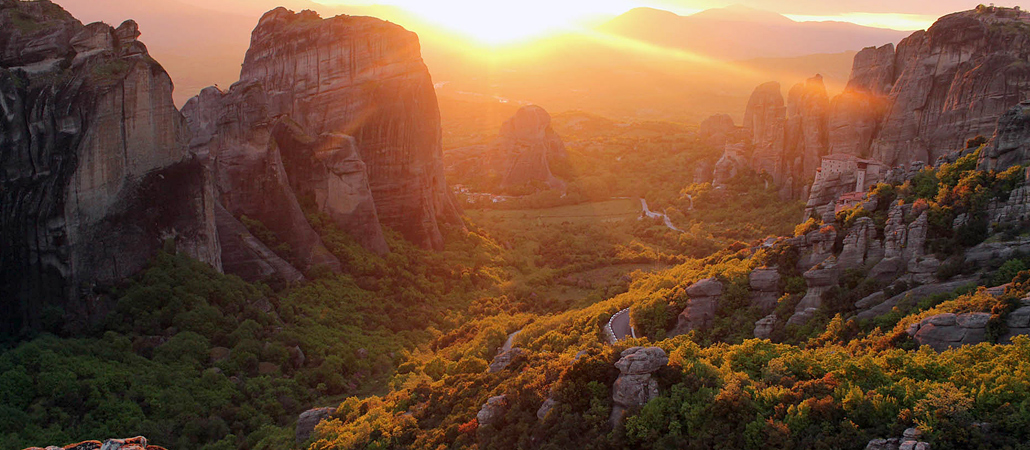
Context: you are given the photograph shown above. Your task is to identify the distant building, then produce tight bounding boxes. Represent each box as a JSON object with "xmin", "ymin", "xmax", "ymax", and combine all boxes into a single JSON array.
[
  {"xmin": 834, "ymin": 191, "xmax": 868, "ymax": 214},
  {"xmin": 817, "ymin": 154, "xmax": 885, "ymax": 192}
]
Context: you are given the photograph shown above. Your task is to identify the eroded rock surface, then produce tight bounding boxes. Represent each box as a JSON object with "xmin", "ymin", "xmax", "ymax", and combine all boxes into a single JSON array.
[
  {"xmin": 1, "ymin": 0, "xmax": 220, "ymax": 334},
  {"xmin": 671, "ymin": 277, "xmax": 724, "ymax": 335},
  {"xmin": 492, "ymin": 105, "xmax": 568, "ymax": 190},
  {"xmin": 610, "ymin": 347, "xmax": 668, "ymax": 426},
  {"xmin": 238, "ymin": 7, "xmax": 461, "ymax": 250}
]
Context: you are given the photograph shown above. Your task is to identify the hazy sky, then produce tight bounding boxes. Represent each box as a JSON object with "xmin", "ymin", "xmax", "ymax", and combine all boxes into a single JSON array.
[{"xmin": 318, "ymin": 0, "xmax": 1030, "ymax": 39}]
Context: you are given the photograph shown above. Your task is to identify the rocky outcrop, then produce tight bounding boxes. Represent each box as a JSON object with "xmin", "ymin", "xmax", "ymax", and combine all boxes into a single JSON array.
[
  {"xmin": 699, "ymin": 113, "xmax": 740, "ymax": 149},
  {"xmin": 183, "ymin": 85, "xmax": 344, "ymax": 277},
  {"xmin": 871, "ymin": 8, "xmax": 1030, "ymax": 167},
  {"xmin": 610, "ymin": 347, "xmax": 668, "ymax": 426},
  {"xmin": 827, "ymin": 44, "xmax": 895, "ymax": 158},
  {"xmin": 749, "ymin": 268, "xmax": 781, "ymax": 313},
  {"xmin": 670, "ymin": 278, "xmax": 723, "ymax": 335},
  {"xmin": 788, "ymin": 257, "xmax": 840, "ymax": 325},
  {"xmin": 907, "ymin": 312, "xmax": 990, "ymax": 351},
  {"xmin": 865, "ymin": 428, "xmax": 930, "ymax": 450},
  {"xmin": 0, "ymin": 1, "xmax": 221, "ymax": 335},
  {"xmin": 981, "ymin": 102, "xmax": 1030, "ymax": 171},
  {"xmin": 743, "ymin": 82, "xmax": 787, "ymax": 185},
  {"xmin": 214, "ymin": 202, "xmax": 304, "ymax": 285},
  {"xmin": 786, "ymin": 75, "xmax": 830, "ymax": 181},
  {"xmin": 491, "ymin": 106, "xmax": 568, "ymax": 191},
  {"xmin": 838, "ymin": 217, "xmax": 879, "ymax": 269},
  {"xmin": 296, "ymin": 407, "xmax": 334, "ymax": 443},
  {"xmin": 753, "ymin": 314, "xmax": 777, "ymax": 339},
  {"xmin": 237, "ymin": 7, "xmax": 461, "ymax": 250},
  {"xmin": 24, "ymin": 436, "xmax": 164, "ymax": 450},
  {"xmin": 489, "ymin": 347, "xmax": 524, "ymax": 373},
  {"xmin": 477, "ymin": 395, "xmax": 509, "ymax": 426},
  {"xmin": 854, "ymin": 278, "xmax": 977, "ymax": 322}
]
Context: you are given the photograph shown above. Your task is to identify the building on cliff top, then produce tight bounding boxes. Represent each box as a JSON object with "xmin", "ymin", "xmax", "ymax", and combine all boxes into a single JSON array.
[{"xmin": 818, "ymin": 154, "xmax": 885, "ymax": 193}]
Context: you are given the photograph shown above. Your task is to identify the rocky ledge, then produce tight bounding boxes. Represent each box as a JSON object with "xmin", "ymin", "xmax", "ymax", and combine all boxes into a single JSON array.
[{"xmin": 24, "ymin": 436, "xmax": 165, "ymax": 450}]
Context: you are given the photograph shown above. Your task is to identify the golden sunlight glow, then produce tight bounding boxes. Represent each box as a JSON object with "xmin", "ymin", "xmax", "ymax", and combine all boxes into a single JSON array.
[
  {"xmin": 327, "ymin": 0, "xmax": 639, "ymax": 45},
  {"xmin": 785, "ymin": 12, "xmax": 934, "ymax": 31}
]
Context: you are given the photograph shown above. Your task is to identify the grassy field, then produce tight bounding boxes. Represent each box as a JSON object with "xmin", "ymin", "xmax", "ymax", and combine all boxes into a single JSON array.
[{"xmin": 465, "ymin": 198, "xmax": 640, "ymax": 226}]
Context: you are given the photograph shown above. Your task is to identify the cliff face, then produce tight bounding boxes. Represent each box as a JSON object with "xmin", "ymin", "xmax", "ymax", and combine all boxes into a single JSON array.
[
  {"xmin": 743, "ymin": 82, "xmax": 787, "ymax": 185},
  {"xmin": 870, "ymin": 8, "xmax": 1030, "ymax": 166},
  {"xmin": 236, "ymin": 8, "xmax": 460, "ymax": 250},
  {"xmin": 712, "ymin": 7, "xmax": 1030, "ymax": 216},
  {"xmin": 493, "ymin": 105, "xmax": 568, "ymax": 190},
  {"xmin": 786, "ymin": 75, "xmax": 830, "ymax": 182},
  {"xmin": 0, "ymin": 0, "xmax": 220, "ymax": 334},
  {"xmin": 183, "ymin": 84, "xmax": 345, "ymax": 281},
  {"xmin": 710, "ymin": 77, "xmax": 827, "ymax": 198}
]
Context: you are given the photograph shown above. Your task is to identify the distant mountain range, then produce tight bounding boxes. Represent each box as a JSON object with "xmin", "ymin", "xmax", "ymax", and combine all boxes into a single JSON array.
[
  {"xmin": 55, "ymin": 1, "xmax": 910, "ymax": 121},
  {"xmin": 601, "ymin": 5, "xmax": 911, "ymax": 60}
]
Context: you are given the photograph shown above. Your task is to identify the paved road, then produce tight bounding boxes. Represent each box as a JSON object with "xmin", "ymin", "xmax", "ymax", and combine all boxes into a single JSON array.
[
  {"xmin": 499, "ymin": 329, "xmax": 521, "ymax": 354},
  {"xmin": 639, "ymin": 198, "xmax": 683, "ymax": 232},
  {"xmin": 607, "ymin": 308, "xmax": 636, "ymax": 343}
]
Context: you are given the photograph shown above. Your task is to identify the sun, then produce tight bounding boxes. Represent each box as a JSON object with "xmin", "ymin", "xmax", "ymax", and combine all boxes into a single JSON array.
[{"xmin": 329, "ymin": 0, "xmax": 637, "ymax": 45}]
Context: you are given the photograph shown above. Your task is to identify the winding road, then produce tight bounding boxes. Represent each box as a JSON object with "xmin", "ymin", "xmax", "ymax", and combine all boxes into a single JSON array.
[
  {"xmin": 639, "ymin": 198, "xmax": 683, "ymax": 232},
  {"xmin": 606, "ymin": 308, "xmax": 636, "ymax": 343}
]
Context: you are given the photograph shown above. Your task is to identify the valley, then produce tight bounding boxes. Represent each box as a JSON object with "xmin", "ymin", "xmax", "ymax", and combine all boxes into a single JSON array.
[{"xmin": 3, "ymin": 1, "xmax": 1030, "ymax": 450}]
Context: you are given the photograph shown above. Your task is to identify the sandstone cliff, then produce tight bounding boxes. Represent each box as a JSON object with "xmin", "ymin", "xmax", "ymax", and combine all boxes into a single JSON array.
[
  {"xmin": 493, "ymin": 105, "xmax": 568, "ymax": 191},
  {"xmin": 711, "ymin": 7, "xmax": 1030, "ymax": 209},
  {"xmin": 0, "ymin": 0, "xmax": 220, "ymax": 334},
  {"xmin": 237, "ymin": 7, "xmax": 460, "ymax": 250},
  {"xmin": 871, "ymin": 7, "xmax": 1030, "ymax": 167}
]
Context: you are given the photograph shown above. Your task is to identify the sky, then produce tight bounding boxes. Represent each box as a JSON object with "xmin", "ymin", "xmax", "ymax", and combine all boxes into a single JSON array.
[{"xmin": 317, "ymin": 0, "xmax": 1029, "ymax": 44}]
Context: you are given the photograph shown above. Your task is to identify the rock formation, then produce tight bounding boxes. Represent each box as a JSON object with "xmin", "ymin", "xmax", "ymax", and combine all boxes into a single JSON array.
[
  {"xmin": 786, "ymin": 75, "xmax": 830, "ymax": 181},
  {"xmin": 237, "ymin": 7, "xmax": 461, "ymax": 250},
  {"xmin": 742, "ymin": 82, "xmax": 787, "ymax": 184},
  {"xmin": 24, "ymin": 436, "xmax": 164, "ymax": 450},
  {"xmin": 492, "ymin": 105, "xmax": 568, "ymax": 191},
  {"xmin": 477, "ymin": 395, "xmax": 509, "ymax": 426},
  {"xmin": 609, "ymin": 347, "xmax": 668, "ymax": 426},
  {"xmin": 981, "ymin": 102, "xmax": 1030, "ymax": 171},
  {"xmin": 865, "ymin": 428, "xmax": 930, "ymax": 450},
  {"xmin": 871, "ymin": 7, "xmax": 1030, "ymax": 167},
  {"xmin": 713, "ymin": 7, "xmax": 1030, "ymax": 215},
  {"xmin": 182, "ymin": 6, "xmax": 466, "ymax": 280},
  {"xmin": 184, "ymin": 85, "xmax": 344, "ymax": 279},
  {"xmin": 749, "ymin": 267, "xmax": 781, "ymax": 313},
  {"xmin": 788, "ymin": 257, "xmax": 840, "ymax": 325},
  {"xmin": 296, "ymin": 407, "xmax": 335, "ymax": 443},
  {"xmin": 0, "ymin": 0, "xmax": 220, "ymax": 335},
  {"xmin": 827, "ymin": 44, "xmax": 894, "ymax": 158},
  {"xmin": 670, "ymin": 277, "xmax": 723, "ymax": 335}
]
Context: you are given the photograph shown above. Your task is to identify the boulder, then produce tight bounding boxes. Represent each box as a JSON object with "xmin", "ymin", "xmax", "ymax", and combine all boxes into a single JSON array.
[
  {"xmin": 536, "ymin": 397, "xmax": 558, "ymax": 420},
  {"xmin": 750, "ymin": 268, "xmax": 781, "ymax": 312},
  {"xmin": 686, "ymin": 277, "xmax": 724, "ymax": 297},
  {"xmin": 615, "ymin": 347, "xmax": 669, "ymax": 375},
  {"xmin": 672, "ymin": 278, "xmax": 724, "ymax": 334},
  {"xmin": 610, "ymin": 347, "xmax": 667, "ymax": 426},
  {"xmin": 296, "ymin": 407, "xmax": 334, "ymax": 443},
  {"xmin": 749, "ymin": 268, "xmax": 781, "ymax": 292},
  {"xmin": 477, "ymin": 395, "xmax": 509, "ymax": 426},
  {"xmin": 753, "ymin": 314, "xmax": 777, "ymax": 339},
  {"xmin": 909, "ymin": 312, "xmax": 995, "ymax": 351},
  {"xmin": 489, "ymin": 348, "xmax": 524, "ymax": 373}
]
